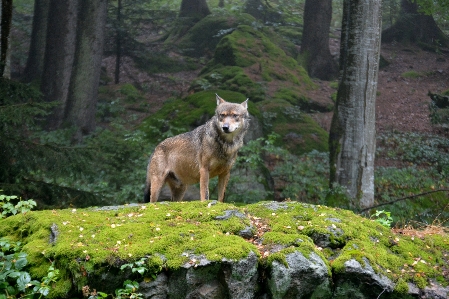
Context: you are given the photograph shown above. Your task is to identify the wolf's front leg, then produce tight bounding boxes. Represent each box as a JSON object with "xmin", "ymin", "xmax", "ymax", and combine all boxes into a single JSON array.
[
  {"xmin": 217, "ymin": 171, "xmax": 230, "ymax": 202},
  {"xmin": 199, "ymin": 167, "xmax": 210, "ymax": 201}
]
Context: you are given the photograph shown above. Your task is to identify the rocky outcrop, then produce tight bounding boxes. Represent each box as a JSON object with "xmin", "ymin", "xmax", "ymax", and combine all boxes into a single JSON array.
[{"xmin": 0, "ymin": 201, "xmax": 448, "ymax": 298}]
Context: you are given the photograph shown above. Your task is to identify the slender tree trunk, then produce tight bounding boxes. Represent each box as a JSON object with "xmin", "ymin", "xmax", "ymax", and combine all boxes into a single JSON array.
[
  {"xmin": 382, "ymin": 0, "xmax": 448, "ymax": 47},
  {"xmin": 300, "ymin": 0, "xmax": 338, "ymax": 80},
  {"xmin": 66, "ymin": 0, "xmax": 108, "ymax": 139},
  {"xmin": 23, "ymin": 0, "xmax": 50, "ymax": 83},
  {"xmin": 114, "ymin": 0, "xmax": 122, "ymax": 84},
  {"xmin": 41, "ymin": 0, "xmax": 79, "ymax": 130},
  {"xmin": 0, "ymin": 0, "xmax": 13, "ymax": 78},
  {"xmin": 328, "ymin": 0, "xmax": 382, "ymax": 210}
]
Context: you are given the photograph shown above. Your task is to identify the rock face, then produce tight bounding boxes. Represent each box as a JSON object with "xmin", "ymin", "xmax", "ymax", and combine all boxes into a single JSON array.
[{"xmin": 139, "ymin": 252, "xmax": 259, "ymax": 299}]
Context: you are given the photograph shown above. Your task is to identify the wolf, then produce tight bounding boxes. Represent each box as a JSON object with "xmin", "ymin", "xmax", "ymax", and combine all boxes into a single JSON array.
[{"xmin": 143, "ymin": 94, "xmax": 249, "ymax": 203}]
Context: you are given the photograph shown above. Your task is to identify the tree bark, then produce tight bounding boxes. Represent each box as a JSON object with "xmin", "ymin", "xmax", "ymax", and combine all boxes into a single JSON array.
[
  {"xmin": 114, "ymin": 0, "xmax": 122, "ymax": 84},
  {"xmin": 0, "ymin": 0, "xmax": 13, "ymax": 78},
  {"xmin": 23, "ymin": 0, "xmax": 50, "ymax": 83},
  {"xmin": 300, "ymin": 0, "xmax": 338, "ymax": 81},
  {"xmin": 65, "ymin": 0, "xmax": 108, "ymax": 139},
  {"xmin": 41, "ymin": 0, "xmax": 79, "ymax": 130},
  {"xmin": 328, "ymin": 0, "xmax": 382, "ymax": 210},
  {"xmin": 179, "ymin": 0, "xmax": 211, "ymax": 20},
  {"xmin": 382, "ymin": 0, "xmax": 448, "ymax": 47}
]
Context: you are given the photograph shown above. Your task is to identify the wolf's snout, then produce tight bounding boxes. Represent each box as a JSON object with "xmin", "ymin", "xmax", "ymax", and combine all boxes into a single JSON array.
[{"xmin": 222, "ymin": 123, "xmax": 230, "ymax": 132}]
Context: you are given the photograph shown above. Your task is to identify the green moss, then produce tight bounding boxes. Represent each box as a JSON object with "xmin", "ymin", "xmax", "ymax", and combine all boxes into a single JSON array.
[
  {"xmin": 2, "ymin": 201, "xmax": 448, "ymax": 297},
  {"xmin": 196, "ymin": 24, "xmax": 314, "ymax": 102},
  {"xmin": 256, "ymin": 99, "xmax": 329, "ymax": 154},
  {"xmin": 176, "ymin": 13, "xmax": 256, "ymax": 58},
  {"xmin": 401, "ymin": 71, "xmax": 422, "ymax": 79}
]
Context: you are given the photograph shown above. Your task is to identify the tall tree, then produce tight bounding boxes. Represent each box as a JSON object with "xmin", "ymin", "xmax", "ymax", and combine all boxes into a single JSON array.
[
  {"xmin": 65, "ymin": 0, "xmax": 108, "ymax": 139},
  {"xmin": 328, "ymin": 0, "xmax": 382, "ymax": 209},
  {"xmin": 300, "ymin": 0, "xmax": 338, "ymax": 80},
  {"xmin": 41, "ymin": 0, "xmax": 79, "ymax": 130},
  {"xmin": 382, "ymin": 0, "xmax": 448, "ymax": 47},
  {"xmin": 179, "ymin": 0, "xmax": 211, "ymax": 20},
  {"xmin": 0, "ymin": 0, "xmax": 13, "ymax": 78},
  {"xmin": 23, "ymin": 0, "xmax": 50, "ymax": 83}
]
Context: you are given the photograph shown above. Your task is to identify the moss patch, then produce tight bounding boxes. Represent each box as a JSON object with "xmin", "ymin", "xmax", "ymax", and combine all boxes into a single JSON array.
[
  {"xmin": 1, "ymin": 201, "xmax": 448, "ymax": 297},
  {"xmin": 194, "ymin": 25, "xmax": 314, "ymax": 102},
  {"xmin": 256, "ymin": 99, "xmax": 329, "ymax": 154}
]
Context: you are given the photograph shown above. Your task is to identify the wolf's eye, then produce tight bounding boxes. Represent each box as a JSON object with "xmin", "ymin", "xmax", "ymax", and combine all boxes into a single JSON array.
[{"xmin": 233, "ymin": 114, "xmax": 239, "ymax": 118}]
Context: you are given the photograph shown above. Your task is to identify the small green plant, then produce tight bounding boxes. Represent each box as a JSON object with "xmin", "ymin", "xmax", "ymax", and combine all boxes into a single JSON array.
[
  {"xmin": 120, "ymin": 257, "xmax": 148, "ymax": 276},
  {"xmin": 0, "ymin": 238, "xmax": 59, "ymax": 298},
  {"xmin": 371, "ymin": 210, "xmax": 393, "ymax": 228},
  {"xmin": 114, "ymin": 280, "xmax": 143, "ymax": 299},
  {"xmin": 0, "ymin": 193, "xmax": 37, "ymax": 219}
]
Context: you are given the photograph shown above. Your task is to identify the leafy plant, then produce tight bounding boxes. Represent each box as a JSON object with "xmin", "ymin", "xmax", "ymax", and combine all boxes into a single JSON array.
[
  {"xmin": 371, "ymin": 210, "xmax": 394, "ymax": 228},
  {"xmin": 0, "ymin": 238, "xmax": 59, "ymax": 299},
  {"xmin": 0, "ymin": 193, "xmax": 36, "ymax": 219},
  {"xmin": 114, "ymin": 280, "xmax": 142, "ymax": 299}
]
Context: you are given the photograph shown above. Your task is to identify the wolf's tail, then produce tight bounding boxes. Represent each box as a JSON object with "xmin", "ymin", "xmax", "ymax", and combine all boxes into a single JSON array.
[{"xmin": 143, "ymin": 154, "xmax": 153, "ymax": 202}]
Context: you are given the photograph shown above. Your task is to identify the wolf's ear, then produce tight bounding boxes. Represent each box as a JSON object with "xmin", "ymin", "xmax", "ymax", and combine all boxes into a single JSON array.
[
  {"xmin": 216, "ymin": 94, "xmax": 226, "ymax": 106},
  {"xmin": 241, "ymin": 98, "xmax": 249, "ymax": 109}
]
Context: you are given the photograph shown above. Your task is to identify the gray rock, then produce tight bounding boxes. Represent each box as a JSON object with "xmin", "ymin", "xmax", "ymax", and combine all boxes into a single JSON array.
[
  {"xmin": 268, "ymin": 250, "xmax": 332, "ymax": 299},
  {"xmin": 333, "ymin": 257, "xmax": 394, "ymax": 299},
  {"xmin": 214, "ymin": 210, "xmax": 246, "ymax": 220},
  {"xmin": 139, "ymin": 273, "xmax": 169, "ymax": 299},
  {"xmin": 422, "ymin": 282, "xmax": 449, "ymax": 299},
  {"xmin": 223, "ymin": 251, "xmax": 259, "ymax": 299}
]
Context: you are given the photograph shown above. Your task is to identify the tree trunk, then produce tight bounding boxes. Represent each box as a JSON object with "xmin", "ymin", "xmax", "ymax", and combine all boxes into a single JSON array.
[
  {"xmin": 328, "ymin": 0, "xmax": 382, "ymax": 210},
  {"xmin": 300, "ymin": 0, "xmax": 338, "ymax": 81},
  {"xmin": 382, "ymin": 0, "xmax": 448, "ymax": 47},
  {"xmin": 41, "ymin": 0, "xmax": 79, "ymax": 130},
  {"xmin": 0, "ymin": 0, "xmax": 13, "ymax": 78},
  {"xmin": 114, "ymin": 0, "xmax": 122, "ymax": 84},
  {"xmin": 65, "ymin": 0, "xmax": 108, "ymax": 139},
  {"xmin": 179, "ymin": 0, "xmax": 211, "ymax": 20},
  {"xmin": 23, "ymin": 0, "xmax": 50, "ymax": 83}
]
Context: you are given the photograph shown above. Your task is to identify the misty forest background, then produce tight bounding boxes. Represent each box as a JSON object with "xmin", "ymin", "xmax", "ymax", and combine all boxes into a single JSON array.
[{"xmin": 1, "ymin": 0, "xmax": 449, "ymax": 227}]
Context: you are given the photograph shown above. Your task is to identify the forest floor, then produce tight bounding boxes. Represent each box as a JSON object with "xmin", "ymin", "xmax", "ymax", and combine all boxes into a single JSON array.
[{"xmin": 102, "ymin": 39, "xmax": 449, "ymax": 150}]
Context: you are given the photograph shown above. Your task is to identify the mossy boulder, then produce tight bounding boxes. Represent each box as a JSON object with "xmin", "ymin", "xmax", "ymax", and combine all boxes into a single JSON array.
[
  {"xmin": 192, "ymin": 24, "xmax": 314, "ymax": 103},
  {"xmin": 256, "ymin": 99, "xmax": 329, "ymax": 154},
  {"xmin": 175, "ymin": 13, "xmax": 256, "ymax": 58},
  {"xmin": 1, "ymin": 201, "xmax": 448, "ymax": 298}
]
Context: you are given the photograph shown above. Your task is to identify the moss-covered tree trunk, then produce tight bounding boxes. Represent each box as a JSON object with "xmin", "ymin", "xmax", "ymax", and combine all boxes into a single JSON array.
[
  {"xmin": 23, "ymin": 0, "xmax": 50, "ymax": 83},
  {"xmin": 328, "ymin": 0, "xmax": 382, "ymax": 210},
  {"xmin": 65, "ymin": 0, "xmax": 108, "ymax": 139},
  {"xmin": 382, "ymin": 0, "xmax": 448, "ymax": 47},
  {"xmin": 41, "ymin": 0, "xmax": 79, "ymax": 130},
  {"xmin": 0, "ymin": 0, "xmax": 13, "ymax": 78},
  {"xmin": 299, "ymin": 0, "xmax": 338, "ymax": 81}
]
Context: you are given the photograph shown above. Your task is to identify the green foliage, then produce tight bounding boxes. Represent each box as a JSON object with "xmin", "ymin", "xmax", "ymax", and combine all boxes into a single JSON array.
[
  {"xmin": 0, "ymin": 193, "xmax": 36, "ymax": 219},
  {"xmin": 114, "ymin": 280, "xmax": 142, "ymax": 299},
  {"xmin": 375, "ymin": 132, "xmax": 449, "ymax": 224},
  {"xmin": 0, "ymin": 238, "xmax": 59, "ymax": 299},
  {"xmin": 370, "ymin": 210, "xmax": 394, "ymax": 228},
  {"xmin": 377, "ymin": 132, "xmax": 449, "ymax": 174}
]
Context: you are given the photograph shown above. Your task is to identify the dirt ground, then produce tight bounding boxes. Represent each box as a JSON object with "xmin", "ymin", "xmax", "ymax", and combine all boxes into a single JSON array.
[{"xmin": 309, "ymin": 42, "xmax": 449, "ymax": 135}]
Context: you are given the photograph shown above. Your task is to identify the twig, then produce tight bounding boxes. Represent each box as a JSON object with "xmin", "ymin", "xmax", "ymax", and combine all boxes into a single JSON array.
[{"xmin": 360, "ymin": 189, "xmax": 449, "ymax": 213}]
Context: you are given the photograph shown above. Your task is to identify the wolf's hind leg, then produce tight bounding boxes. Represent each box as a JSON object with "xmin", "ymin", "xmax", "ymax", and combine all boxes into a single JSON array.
[
  {"xmin": 166, "ymin": 172, "xmax": 186, "ymax": 201},
  {"xmin": 169, "ymin": 183, "xmax": 187, "ymax": 201}
]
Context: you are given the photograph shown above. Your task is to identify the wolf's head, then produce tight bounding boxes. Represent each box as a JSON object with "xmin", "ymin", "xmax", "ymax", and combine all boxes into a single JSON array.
[{"xmin": 215, "ymin": 94, "xmax": 249, "ymax": 135}]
